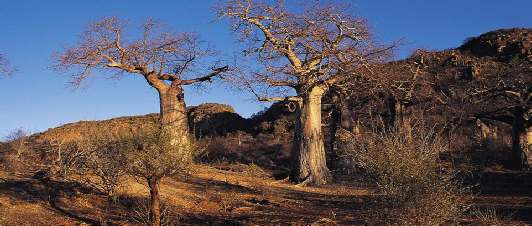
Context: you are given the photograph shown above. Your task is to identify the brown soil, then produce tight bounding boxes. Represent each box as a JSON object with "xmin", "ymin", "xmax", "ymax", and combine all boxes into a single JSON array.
[{"xmin": 1, "ymin": 165, "xmax": 531, "ymax": 226}]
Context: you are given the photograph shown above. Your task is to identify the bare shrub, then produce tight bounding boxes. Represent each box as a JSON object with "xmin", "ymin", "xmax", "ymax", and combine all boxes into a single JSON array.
[
  {"xmin": 207, "ymin": 191, "xmax": 243, "ymax": 212},
  {"xmin": 47, "ymin": 139, "xmax": 91, "ymax": 178},
  {"xmin": 129, "ymin": 198, "xmax": 182, "ymax": 226},
  {"xmin": 241, "ymin": 163, "xmax": 270, "ymax": 179},
  {"xmin": 4, "ymin": 128, "xmax": 29, "ymax": 157},
  {"xmin": 0, "ymin": 153, "xmax": 22, "ymax": 173},
  {"xmin": 85, "ymin": 136, "xmax": 127, "ymax": 201},
  {"xmin": 1, "ymin": 128, "xmax": 29, "ymax": 172},
  {"xmin": 342, "ymin": 123, "xmax": 468, "ymax": 225},
  {"xmin": 471, "ymin": 208, "xmax": 511, "ymax": 226}
]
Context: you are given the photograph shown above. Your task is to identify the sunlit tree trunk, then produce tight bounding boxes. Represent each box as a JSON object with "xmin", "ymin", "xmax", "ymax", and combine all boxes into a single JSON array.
[
  {"xmin": 291, "ymin": 86, "xmax": 331, "ymax": 185},
  {"xmin": 157, "ymin": 87, "xmax": 190, "ymax": 145},
  {"xmin": 148, "ymin": 177, "xmax": 161, "ymax": 226}
]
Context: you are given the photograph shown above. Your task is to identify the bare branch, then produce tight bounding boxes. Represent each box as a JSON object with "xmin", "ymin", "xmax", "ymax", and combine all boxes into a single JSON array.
[
  {"xmin": 53, "ymin": 17, "xmax": 223, "ymax": 90},
  {"xmin": 180, "ymin": 65, "xmax": 229, "ymax": 85},
  {"xmin": 257, "ymin": 96, "xmax": 301, "ymax": 102},
  {"xmin": 218, "ymin": 0, "xmax": 395, "ymax": 97}
]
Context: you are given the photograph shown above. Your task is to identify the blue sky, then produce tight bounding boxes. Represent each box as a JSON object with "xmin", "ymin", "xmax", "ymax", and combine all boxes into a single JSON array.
[{"xmin": 0, "ymin": 0, "xmax": 531, "ymax": 138}]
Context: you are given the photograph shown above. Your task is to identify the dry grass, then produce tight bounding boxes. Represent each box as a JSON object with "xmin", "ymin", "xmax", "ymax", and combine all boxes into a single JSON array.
[
  {"xmin": 341, "ymin": 123, "xmax": 470, "ymax": 225},
  {"xmin": 471, "ymin": 208, "xmax": 511, "ymax": 226}
]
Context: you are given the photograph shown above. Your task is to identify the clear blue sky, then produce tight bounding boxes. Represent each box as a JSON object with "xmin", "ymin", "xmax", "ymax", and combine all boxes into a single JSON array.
[{"xmin": 1, "ymin": 0, "xmax": 531, "ymax": 138}]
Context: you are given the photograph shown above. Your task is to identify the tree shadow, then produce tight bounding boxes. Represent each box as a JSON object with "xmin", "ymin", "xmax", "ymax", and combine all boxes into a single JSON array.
[
  {"xmin": 184, "ymin": 172, "xmax": 372, "ymax": 224},
  {"xmin": 0, "ymin": 177, "xmax": 103, "ymax": 225},
  {"xmin": 181, "ymin": 175, "xmax": 261, "ymax": 194},
  {"xmin": 180, "ymin": 213, "xmax": 246, "ymax": 226}
]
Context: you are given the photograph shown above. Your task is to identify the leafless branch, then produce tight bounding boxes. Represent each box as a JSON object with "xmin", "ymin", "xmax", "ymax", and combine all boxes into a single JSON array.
[
  {"xmin": 180, "ymin": 65, "xmax": 229, "ymax": 85},
  {"xmin": 218, "ymin": 0, "xmax": 395, "ymax": 99},
  {"xmin": 53, "ymin": 16, "xmax": 228, "ymax": 90}
]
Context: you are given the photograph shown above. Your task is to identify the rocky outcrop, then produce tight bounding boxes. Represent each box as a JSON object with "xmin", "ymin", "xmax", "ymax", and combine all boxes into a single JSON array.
[
  {"xmin": 188, "ymin": 103, "xmax": 248, "ymax": 137},
  {"xmin": 459, "ymin": 28, "xmax": 531, "ymax": 62}
]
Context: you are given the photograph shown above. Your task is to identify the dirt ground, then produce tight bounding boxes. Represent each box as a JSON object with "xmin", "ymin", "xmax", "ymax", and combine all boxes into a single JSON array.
[{"xmin": 0, "ymin": 165, "xmax": 531, "ymax": 226}]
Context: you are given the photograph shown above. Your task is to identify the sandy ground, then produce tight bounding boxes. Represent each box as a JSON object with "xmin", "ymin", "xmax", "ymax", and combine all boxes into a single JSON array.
[{"xmin": 0, "ymin": 165, "xmax": 531, "ymax": 225}]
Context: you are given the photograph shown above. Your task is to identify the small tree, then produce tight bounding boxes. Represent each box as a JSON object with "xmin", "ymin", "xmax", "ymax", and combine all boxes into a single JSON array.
[
  {"xmin": 218, "ymin": 0, "xmax": 394, "ymax": 185},
  {"xmin": 117, "ymin": 126, "xmax": 198, "ymax": 226},
  {"xmin": 47, "ymin": 138, "xmax": 92, "ymax": 178},
  {"xmin": 86, "ymin": 136, "xmax": 127, "ymax": 200},
  {"xmin": 4, "ymin": 128, "xmax": 29, "ymax": 157},
  {"xmin": 1, "ymin": 128, "xmax": 29, "ymax": 171},
  {"xmin": 76, "ymin": 134, "xmax": 128, "ymax": 225},
  {"xmin": 54, "ymin": 17, "xmax": 228, "ymax": 146}
]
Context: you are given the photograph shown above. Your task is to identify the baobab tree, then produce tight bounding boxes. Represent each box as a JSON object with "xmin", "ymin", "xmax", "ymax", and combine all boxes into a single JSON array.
[
  {"xmin": 460, "ymin": 28, "xmax": 532, "ymax": 169},
  {"xmin": 54, "ymin": 17, "xmax": 228, "ymax": 145},
  {"xmin": 218, "ymin": 0, "xmax": 394, "ymax": 185},
  {"xmin": 469, "ymin": 66, "xmax": 531, "ymax": 170}
]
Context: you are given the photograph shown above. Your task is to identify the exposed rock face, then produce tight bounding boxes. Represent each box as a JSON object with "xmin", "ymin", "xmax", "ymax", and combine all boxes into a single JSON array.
[
  {"xmin": 187, "ymin": 103, "xmax": 248, "ymax": 137},
  {"xmin": 248, "ymin": 101, "xmax": 296, "ymax": 136},
  {"xmin": 459, "ymin": 28, "xmax": 532, "ymax": 62}
]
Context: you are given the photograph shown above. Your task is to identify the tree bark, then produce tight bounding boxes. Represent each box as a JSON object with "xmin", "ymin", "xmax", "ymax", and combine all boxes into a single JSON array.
[
  {"xmin": 386, "ymin": 95, "xmax": 414, "ymax": 141},
  {"xmin": 526, "ymin": 125, "xmax": 532, "ymax": 168},
  {"xmin": 511, "ymin": 108, "xmax": 529, "ymax": 170},
  {"xmin": 157, "ymin": 87, "xmax": 190, "ymax": 145},
  {"xmin": 339, "ymin": 103, "xmax": 354, "ymax": 132},
  {"xmin": 327, "ymin": 99, "xmax": 353, "ymax": 171},
  {"xmin": 326, "ymin": 102, "xmax": 341, "ymax": 171},
  {"xmin": 148, "ymin": 177, "xmax": 161, "ymax": 226},
  {"xmin": 385, "ymin": 95, "xmax": 398, "ymax": 130},
  {"xmin": 291, "ymin": 86, "xmax": 331, "ymax": 185}
]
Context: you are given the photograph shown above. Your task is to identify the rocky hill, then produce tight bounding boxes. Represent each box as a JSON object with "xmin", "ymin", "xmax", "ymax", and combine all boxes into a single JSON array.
[
  {"xmin": 12, "ymin": 103, "xmax": 244, "ymax": 144},
  {"xmin": 459, "ymin": 28, "xmax": 531, "ymax": 62}
]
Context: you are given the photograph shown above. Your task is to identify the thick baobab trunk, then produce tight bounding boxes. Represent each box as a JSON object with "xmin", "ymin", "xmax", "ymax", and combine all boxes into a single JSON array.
[
  {"xmin": 158, "ymin": 87, "xmax": 190, "ymax": 145},
  {"xmin": 511, "ymin": 108, "xmax": 529, "ymax": 170},
  {"xmin": 148, "ymin": 177, "xmax": 161, "ymax": 226},
  {"xmin": 291, "ymin": 86, "xmax": 331, "ymax": 185}
]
